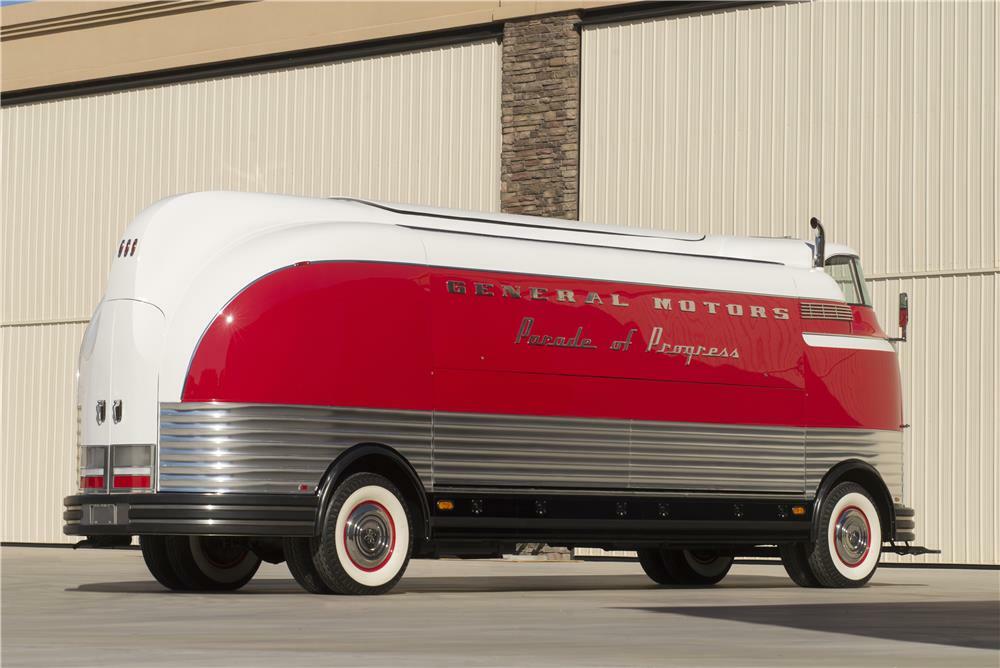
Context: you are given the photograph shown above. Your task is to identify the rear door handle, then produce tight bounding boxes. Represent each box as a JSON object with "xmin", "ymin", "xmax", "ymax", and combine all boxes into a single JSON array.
[{"xmin": 112, "ymin": 400, "xmax": 123, "ymax": 424}]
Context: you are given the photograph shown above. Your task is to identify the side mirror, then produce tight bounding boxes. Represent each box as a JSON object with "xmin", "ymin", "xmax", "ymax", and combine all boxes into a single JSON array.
[
  {"xmin": 890, "ymin": 292, "xmax": 908, "ymax": 343},
  {"xmin": 810, "ymin": 217, "xmax": 826, "ymax": 268}
]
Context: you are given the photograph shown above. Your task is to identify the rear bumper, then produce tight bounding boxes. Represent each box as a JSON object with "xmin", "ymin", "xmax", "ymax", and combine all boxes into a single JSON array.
[{"xmin": 63, "ymin": 493, "xmax": 319, "ymax": 537}]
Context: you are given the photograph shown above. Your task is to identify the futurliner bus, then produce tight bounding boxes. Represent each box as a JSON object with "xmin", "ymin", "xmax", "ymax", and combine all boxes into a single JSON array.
[{"xmin": 64, "ymin": 192, "xmax": 931, "ymax": 595}]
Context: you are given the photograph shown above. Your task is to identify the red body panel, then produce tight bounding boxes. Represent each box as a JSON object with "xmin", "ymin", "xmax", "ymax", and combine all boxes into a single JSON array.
[
  {"xmin": 185, "ymin": 262, "xmax": 433, "ymax": 409},
  {"xmin": 183, "ymin": 261, "xmax": 901, "ymax": 431}
]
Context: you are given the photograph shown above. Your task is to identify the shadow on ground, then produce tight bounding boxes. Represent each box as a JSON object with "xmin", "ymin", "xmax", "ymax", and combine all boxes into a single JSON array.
[
  {"xmin": 625, "ymin": 600, "xmax": 1000, "ymax": 651},
  {"xmin": 71, "ymin": 572, "xmax": 909, "ymax": 596}
]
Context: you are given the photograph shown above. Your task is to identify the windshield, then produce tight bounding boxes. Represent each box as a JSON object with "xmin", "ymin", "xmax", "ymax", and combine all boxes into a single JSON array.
[{"xmin": 824, "ymin": 255, "xmax": 871, "ymax": 306}]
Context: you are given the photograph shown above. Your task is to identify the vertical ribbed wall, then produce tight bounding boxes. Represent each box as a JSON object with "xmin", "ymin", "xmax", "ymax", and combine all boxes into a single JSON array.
[
  {"xmin": 0, "ymin": 324, "xmax": 87, "ymax": 543},
  {"xmin": 0, "ymin": 40, "xmax": 501, "ymax": 543},
  {"xmin": 580, "ymin": 1, "xmax": 997, "ymax": 563}
]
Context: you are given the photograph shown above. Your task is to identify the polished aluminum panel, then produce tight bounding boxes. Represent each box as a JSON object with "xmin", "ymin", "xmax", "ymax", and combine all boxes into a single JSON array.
[
  {"xmin": 159, "ymin": 402, "xmax": 903, "ymax": 499},
  {"xmin": 158, "ymin": 403, "xmax": 432, "ymax": 494},
  {"xmin": 433, "ymin": 412, "xmax": 629, "ymax": 488},
  {"xmin": 806, "ymin": 428, "xmax": 904, "ymax": 503},
  {"xmin": 630, "ymin": 421, "xmax": 805, "ymax": 493}
]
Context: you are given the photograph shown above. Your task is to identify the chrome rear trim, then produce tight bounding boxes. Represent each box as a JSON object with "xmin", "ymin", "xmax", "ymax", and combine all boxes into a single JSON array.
[{"xmin": 159, "ymin": 403, "xmax": 432, "ymax": 494}]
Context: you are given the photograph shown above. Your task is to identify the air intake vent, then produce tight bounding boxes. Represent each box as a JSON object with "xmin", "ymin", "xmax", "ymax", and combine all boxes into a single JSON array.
[{"xmin": 800, "ymin": 302, "xmax": 853, "ymax": 321}]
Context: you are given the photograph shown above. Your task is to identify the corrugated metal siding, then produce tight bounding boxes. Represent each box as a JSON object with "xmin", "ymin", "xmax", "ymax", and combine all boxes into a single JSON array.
[
  {"xmin": 869, "ymin": 274, "xmax": 998, "ymax": 565},
  {"xmin": 580, "ymin": 1, "xmax": 997, "ymax": 563},
  {"xmin": 0, "ymin": 323, "xmax": 87, "ymax": 543},
  {"xmin": 1, "ymin": 40, "xmax": 501, "ymax": 326},
  {"xmin": 0, "ymin": 40, "xmax": 500, "ymax": 544}
]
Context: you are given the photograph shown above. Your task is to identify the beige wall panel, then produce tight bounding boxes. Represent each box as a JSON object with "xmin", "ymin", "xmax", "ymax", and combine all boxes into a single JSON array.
[
  {"xmin": 1, "ymin": 39, "xmax": 501, "ymax": 326},
  {"xmin": 580, "ymin": 1, "xmax": 998, "ymax": 564},
  {"xmin": 0, "ymin": 1, "xmax": 618, "ymax": 92},
  {"xmin": 581, "ymin": 0, "xmax": 997, "ymax": 277},
  {"xmin": 1, "ymin": 323, "xmax": 86, "ymax": 544},
  {"xmin": 869, "ymin": 274, "xmax": 998, "ymax": 565},
  {"xmin": 1, "ymin": 40, "xmax": 499, "ymax": 543}
]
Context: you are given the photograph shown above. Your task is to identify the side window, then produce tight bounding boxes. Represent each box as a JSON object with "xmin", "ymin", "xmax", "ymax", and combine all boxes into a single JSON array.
[{"xmin": 824, "ymin": 255, "xmax": 867, "ymax": 305}]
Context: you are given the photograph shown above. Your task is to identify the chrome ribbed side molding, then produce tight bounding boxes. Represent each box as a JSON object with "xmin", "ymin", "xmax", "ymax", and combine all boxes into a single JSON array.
[
  {"xmin": 158, "ymin": 403, "xmax": 432, "ymax": 494},
  {"xmin": 806, "ymin": 428, "xmax": 904, "ymax": 501},
  {"xmin": 630, "ymin": 421, "xmax": 806, "ymax": 493},
  {"xmin": 158, "ymin": 402, "xmax": 903, "ymax": 499},
  {"xmin": 433, "ymin": 412, "xmax": 629, "ymax": 488}
]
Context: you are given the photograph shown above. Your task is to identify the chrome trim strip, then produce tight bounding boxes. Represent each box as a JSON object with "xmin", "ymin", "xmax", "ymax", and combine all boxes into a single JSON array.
[
  {"xmin": 158, "ymin": 403, "xmax": 902, "ymax": 498},
  {"xmin": 434, "ymin": 486, "xmax": 807, "ymax": 499},
  {"xmin": 128, "ymin": 518, "xmax": 315, "ymax": 527},
  {"xmin": 131, "ymin": 504, "xmax": 311, "ymax": 512},
  {"xmin": 802, "ymin": 333, "xmax": 895, "ymax": 352}
]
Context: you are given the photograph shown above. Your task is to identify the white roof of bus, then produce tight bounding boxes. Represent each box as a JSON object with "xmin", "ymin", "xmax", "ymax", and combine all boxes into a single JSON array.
[
  {"xmin": 331, "ymin": 197, "xmax": 858, "ymax": 269},
  {"xmin": 136, "ymin": 192, "xmax": 859, "ymax": 269}
]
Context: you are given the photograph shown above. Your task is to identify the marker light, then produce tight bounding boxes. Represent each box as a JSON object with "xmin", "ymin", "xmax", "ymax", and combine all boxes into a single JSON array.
[
  {"xmin": 436, "ymin": 500, "xmax": 455, "ymax": 511},
  {"xmin": 792, "ymin": 506, "xmax": 806, "ymax": 516}
]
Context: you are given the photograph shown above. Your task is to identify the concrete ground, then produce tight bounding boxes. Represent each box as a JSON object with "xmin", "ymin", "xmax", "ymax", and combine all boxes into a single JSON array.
[{"xmin": 2, "ymin": 547, "xmax": 998, "ymax": 667}]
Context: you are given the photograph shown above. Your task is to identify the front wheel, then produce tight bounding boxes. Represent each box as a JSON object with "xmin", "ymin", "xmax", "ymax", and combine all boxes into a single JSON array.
[
  {"xmin": 311, "ymin": 472, "xmax": 413, "ymax": 595},
  {"xmin": 809, "ymin": 482, "xmax": 882, "ymax": 587}
]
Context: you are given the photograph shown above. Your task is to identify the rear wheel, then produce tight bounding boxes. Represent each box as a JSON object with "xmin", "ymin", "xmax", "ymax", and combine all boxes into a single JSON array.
[
  {"xmin": 637, "ymin": 549, "xmax": 676, "ymax": 585},
  {"xmin": 140, "ymin": 535, "xmax": 187, "ymax": 590},
  {"xmin": 779, "ymin": 542, "xmax": 821, "ymax": 587},
  {"xmin": 311, "ymin": 472, "xmax": 412, "ymax": 595},
  {"xmin": 663, "ymin": 549, "xmax": 734, "ymax": 585},
  {"xmin": 637, "ymin": 548, "xmax": 733, "ymax": 585},
  {"xmin": 284, "ymin": 537, "xmax": 334, "ymax": 594},
  {"xmin": 166, "ymin": 536, "xmax": 262, "ymax": 591}
]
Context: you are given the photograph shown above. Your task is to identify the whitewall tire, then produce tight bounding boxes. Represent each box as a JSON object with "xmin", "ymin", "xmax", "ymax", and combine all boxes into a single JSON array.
[
  {"xmin": 808, "ymin": 482, "xmax": 882, "ymax": 587},
  {"xmin": 312, "ymin": 472, "xmax": 412, "ymax": 595}
]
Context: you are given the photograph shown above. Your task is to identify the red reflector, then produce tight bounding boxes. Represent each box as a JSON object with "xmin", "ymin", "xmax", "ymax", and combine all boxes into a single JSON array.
[
  {"xmin": 113, "ymin": 475, "xmax": 151, "ymax": 489},
  {"xmin": 81, "ymin": 476, "xmax": 105, "ymax": 489}
]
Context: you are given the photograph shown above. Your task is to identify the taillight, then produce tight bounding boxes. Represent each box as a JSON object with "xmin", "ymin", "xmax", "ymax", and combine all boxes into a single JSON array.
[
  {"xmin": 113, "ymin": 474, "xmax": 151, "ymax": 489},
  {"xmin": 80, "ymin": 475, "xmax": 105, "ymax": 490},
  {"xmin": 79, "ymin": 446, "xmax": 107, "ymax": 492},
  {"xmin": 111, "ymin": 445, "xmax": 153, "ymax": 491}
]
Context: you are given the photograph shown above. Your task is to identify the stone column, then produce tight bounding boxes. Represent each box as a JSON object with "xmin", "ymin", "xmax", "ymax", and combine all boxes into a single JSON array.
[{"xmin": 500, "ymin": 12, "xmax": 581, "ymax": 220}]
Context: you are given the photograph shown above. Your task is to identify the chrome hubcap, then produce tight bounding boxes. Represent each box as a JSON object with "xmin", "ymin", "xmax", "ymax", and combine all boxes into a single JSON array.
[
  {"xmin": 344, "ymin": 501, "xmax": 394, "ymax": 570},
  {"xmin": 834, "ymin": 507, "xmax": 870, "ymax": 566}
]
